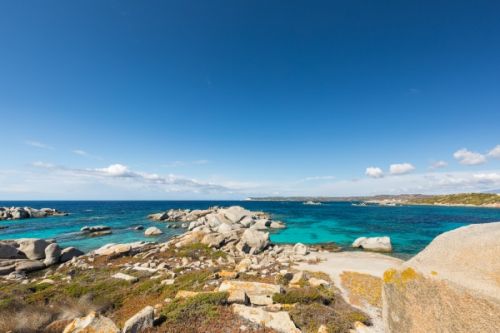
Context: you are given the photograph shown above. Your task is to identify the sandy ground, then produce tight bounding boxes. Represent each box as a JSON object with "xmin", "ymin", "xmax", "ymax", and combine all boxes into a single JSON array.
[{"xmin": 295, "ymin": 251, "xmax": 403, "ymax": 333}]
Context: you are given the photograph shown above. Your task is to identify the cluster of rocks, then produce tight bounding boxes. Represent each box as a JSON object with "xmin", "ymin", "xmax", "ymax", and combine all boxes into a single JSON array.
[
  {"xmin": 80, "ymin": 225, "xmax": 112, "ymax": 237},
  {"xmin": 149, "ymin": 206, "xmax": 286, "ymax": 254},
  {"xmin": 0, "ymin": 206, "xmax": 67, "ymax": 221},
  {"xmin": 0, "ymin": 238, "xmax": 83, "ymax": 278}
]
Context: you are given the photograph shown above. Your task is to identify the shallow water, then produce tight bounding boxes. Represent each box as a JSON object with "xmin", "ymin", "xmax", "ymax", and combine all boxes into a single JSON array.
[{"xmin": 1, "ymin": 201, "xmax": 499, "ymax": 258}]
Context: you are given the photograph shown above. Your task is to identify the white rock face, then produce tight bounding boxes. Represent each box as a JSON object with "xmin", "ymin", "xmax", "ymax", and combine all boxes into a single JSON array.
[
  {"xmin": 62, "ymin": 311, "xmax": 119, "ymax": 333},
  {"xmin": 144, "ymin": 227, "xmax": 163, "ymax": 236},
  {"xmin": 352, "ymin": 236, "xmax": 392, "ymax": 252},
  {"xmin": 232, "ymin": 304, "xmax": 301, "ymax": 333},
  {"xmin": 122, "ymin": 306, "xmax": 154, "ymax": 333}
]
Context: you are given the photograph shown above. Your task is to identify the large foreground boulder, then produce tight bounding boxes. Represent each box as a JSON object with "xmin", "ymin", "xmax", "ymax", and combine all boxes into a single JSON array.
[
  {"xmin": 0, "ymin": 243, "xmax": 26, "ymax": 259},
  {"xmin": 17, "ymin": 238, "xmax": 53, "ymax": 260},
  {"xmin": 382, "ymin": 222, "xmax": 500, "ymax": 333}
]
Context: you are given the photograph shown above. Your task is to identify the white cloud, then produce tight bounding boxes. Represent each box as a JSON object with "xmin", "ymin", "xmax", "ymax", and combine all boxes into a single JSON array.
[
  {"xmin": 95, "ymin": 164, "xmax": 133, "ymax": 177},
  {"xmin": 365, "ymin": 167, "xmax": 384, "ymax": 178},
  {"xmin": 487, "ymin": 145, "xmax": 500, "ymax": 159},
  {"xmin": 430, "ymin": 161, "xmax": 448, "ymax": 169},
  {"xmin": 453, "ymin": 148, "xmax": 486, "ymax": 165},
  {"xmin": 389, "ymin": 163, "xmax": 415, "ymax": 175},
  {"xmin": 25, "ymin": 140, "xmax": 54, "ymax": 150}
]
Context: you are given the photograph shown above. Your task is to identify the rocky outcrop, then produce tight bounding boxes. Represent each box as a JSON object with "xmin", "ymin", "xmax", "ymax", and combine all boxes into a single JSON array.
[
  {"xmin": 152, "ymin": 206, "xmax": 286, "ymax": 257},
  {"xmin": 122, "ymin": 306, "xmax": 154, "ymax": 333},
  {"xmin": 0, "ymin": 207, "xmax": 67, "ymax": 221},
  {"xmin": 382, "ymin": 222, "xmax": 500, "ymax": 333},
  {"xmin": 352, "ymin": 236, "xmax": 392, "ymax": 252},
  {"xmin": 0, "ymin": 239, "xmax": 83, "ymax": 276},
  {"xmin": 62, "ymin": 311, "xmax": 119, "ymax": 333}
]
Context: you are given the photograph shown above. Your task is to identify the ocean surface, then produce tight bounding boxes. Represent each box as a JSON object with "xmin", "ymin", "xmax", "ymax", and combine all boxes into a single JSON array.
[{"xmin": 1, "ymin": 201, "xmax": 500, "ymax": 259}]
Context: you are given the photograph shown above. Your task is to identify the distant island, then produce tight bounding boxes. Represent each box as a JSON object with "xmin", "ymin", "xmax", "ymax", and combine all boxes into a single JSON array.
[{"xmin": 248, "ymin": 193, "xmax": 500, "ymax": 208}]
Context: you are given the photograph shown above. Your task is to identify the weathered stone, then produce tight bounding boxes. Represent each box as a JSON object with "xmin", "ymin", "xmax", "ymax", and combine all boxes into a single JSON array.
[
  {"xmin": 352, "ymin": 236, "xmax": 392, "ymax": 252},
  {"xmin": 201, "ymin": 233, "xmax": 226, "ymax": 248},
  {"xmin": 80, "ymin": 225, "xmax": 111, "ymax": 233},
  {"xmin": 17, "ymin": 238, "xmax": 53, "ymax": 260},
  {"xmin": 383, "ymin": 222, "xmax": 500, "ymax": 333},
  {"xmin": 232, "ymin": 304, "xmax": 300, "ymax": 333},
  {"xmin": 62, "ymin": 311, "xmax": 119, "ymax": 333},
  {"xmin": 144, "ymin": 226, "xmax": 163, "ymax": 236},
  {"xmin": 60, "ymin": 247, "xmax": 84, "ymax": 262},
  {"xmin": 94, "ymin": 243, "xmax": 132, "ymax": 256},
  {"xmin": 15, "ymin": 260, "xmax": 45, "ymax": 273},
  {"xmin": 222, "ymin": 206, "xmax": 251, "ymax": 223},
  {"xmin": 0, "ymin": 243, "xmax": 26, "ymax": 259},
  {"xmin": 44, "ymin": 243, "xmax": 61, "ymax": 266},
  {"xmin": 236, "ymin": 258, "xmax": 252, "ymax": 273},
  {"xmin": 112, "ymin": 272, "xmax": 138, "ymax": 283},
  {"xmin": 238, "ymin": 229, "xmax": 269, "ymax": 254},
  {"xmin": 122, "ymin": 306, "xmax": 154, "ymax": 333},
  {"xmin": 219, "ymin": 280, "xmax": 282, "ymax": 306},
  {"xmin": 227, "ymin": 289, "xmax": 249, "ymax": 305}
]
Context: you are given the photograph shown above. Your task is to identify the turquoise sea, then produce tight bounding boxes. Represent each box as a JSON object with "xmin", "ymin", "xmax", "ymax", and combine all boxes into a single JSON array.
[{"xmin": 1, "ymin": 201, "xmax": 500, "ymax": 259}]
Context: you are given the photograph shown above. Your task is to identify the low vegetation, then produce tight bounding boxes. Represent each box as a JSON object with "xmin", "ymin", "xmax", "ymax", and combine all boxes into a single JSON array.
[{"xmin": 408, "ymin": 193, "xmax": 500, "ymax": 206}]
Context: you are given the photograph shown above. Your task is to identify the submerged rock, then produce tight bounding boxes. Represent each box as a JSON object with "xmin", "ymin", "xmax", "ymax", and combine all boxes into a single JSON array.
[{"xmin": 383, "ymin": 222, "xmax": 500, "ymax": 333}]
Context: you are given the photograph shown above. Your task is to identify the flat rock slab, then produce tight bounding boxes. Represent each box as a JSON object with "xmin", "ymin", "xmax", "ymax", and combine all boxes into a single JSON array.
[
  {"xmin": 112, "ymin": 272, "xmax": 138, "ymax": 283},
  {"xmin": 219, "ymin": 280, "xmax": 282, "ymax": 306},
  {"xmin": 232, "ymin": 304, "xmax": 300, "ymax": 333}
]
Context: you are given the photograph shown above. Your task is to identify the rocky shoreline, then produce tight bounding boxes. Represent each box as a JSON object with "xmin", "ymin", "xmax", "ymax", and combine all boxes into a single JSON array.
[
  {"xmin": 0, "ymin": 206, "xmax": 498, "ymax": 332},
  {"xmin": 0, "ymin": 206, "xmax": 67, "ymax": 221}
]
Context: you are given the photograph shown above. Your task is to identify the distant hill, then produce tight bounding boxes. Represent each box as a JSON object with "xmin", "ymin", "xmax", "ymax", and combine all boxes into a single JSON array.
[
  {"xmin": 248, "ymin": 193, "xmax": 500, "ymax": 207},
  {"xmin": 407, "ymin": 193, "xmax": 500, "ymax": 206}
]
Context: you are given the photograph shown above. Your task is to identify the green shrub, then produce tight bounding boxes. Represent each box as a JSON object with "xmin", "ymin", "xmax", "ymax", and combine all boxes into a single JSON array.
[
  {"xmin": 273, "ymin": 286, "xmax": 333, "ymax": 305},
  {"xmin": 162, "ymin": 292, "xmax": 228, "ymax": 324}
]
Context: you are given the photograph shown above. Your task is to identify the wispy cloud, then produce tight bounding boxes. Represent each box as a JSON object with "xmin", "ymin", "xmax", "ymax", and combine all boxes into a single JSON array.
[
  {"xmin": 25, "ymin": 140, "xmax": 54, "ymax": 150},
  {"xmin": 389, "ymin": 163, "xmax": 415, "ymax": 175},
  {"xmin": 32, "ymin": 162, "xmax": 229, "ymax": 194},
  {"xmin": 453, "ymin": 148, "xmax": 487, "ymax": 165},
  {"xmin": 488, "ymin": 145, "xmax": 500, "ymax": 159},
  {"xmin": 300, "ymin": 176, "xmax": 336, "ymax": 182},
  {"xmin": 430, "ymin": 160, "xmax": 448, "ymax": 169},
  {"xmin": 72, "ymin": 149, "xmax": 102, "ymax": 160}
]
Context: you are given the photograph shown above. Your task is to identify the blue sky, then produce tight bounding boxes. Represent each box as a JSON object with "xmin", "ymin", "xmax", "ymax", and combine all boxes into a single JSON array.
[{"xmin": 0, "ymin": 0, "xmax": 499, "ymax": 199}]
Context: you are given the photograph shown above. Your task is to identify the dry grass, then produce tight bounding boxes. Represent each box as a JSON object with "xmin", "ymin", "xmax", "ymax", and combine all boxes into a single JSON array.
[{"xmin": 340, "ymin": 271, "xmax": 382, "ymax": 308}]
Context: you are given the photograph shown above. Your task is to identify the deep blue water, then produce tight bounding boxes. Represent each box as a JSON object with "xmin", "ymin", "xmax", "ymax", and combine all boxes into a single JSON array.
[{"xmin": 1, "ymin": 201, "xmax": 500, "ymax": 259}]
